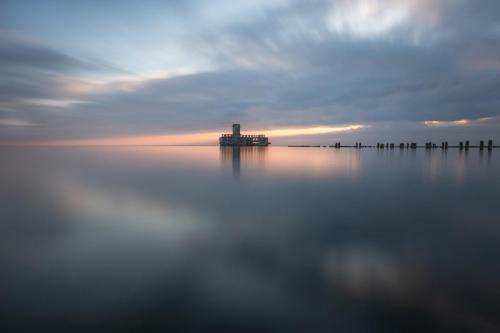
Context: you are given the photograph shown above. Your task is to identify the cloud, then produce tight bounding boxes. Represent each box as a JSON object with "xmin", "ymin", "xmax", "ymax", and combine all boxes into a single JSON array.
[
  {"xmin": 1, "ymin": 0, "xmax": 500, "ymax": 143},
  {"xmin": 19, "ymin": 98, "xmax": 90, "ymax": 108},
  {"xmin": 0, "ymin": 34, "xmax": 119, "ymax": 73},
  {"xmin": 0, "ymin": 118, "xmax": 35, "ymax": 126},
  {"xmin": 461, "ymin": 39, "xmax": 500, "ymax": 72},
  {"xmin": 56, "ymin": 68, "xmax": 196, "ymax": 96},
  {"xmin": 263, "ymin": 125, "xmax": 366, "ymax": 137},
  {"xmin": 424, "ymin": 116, "xmax": 500, "ymax": 128},
  {"xmin": 326, "ymin": 0, "xmax": 443, "ymax": 40}
]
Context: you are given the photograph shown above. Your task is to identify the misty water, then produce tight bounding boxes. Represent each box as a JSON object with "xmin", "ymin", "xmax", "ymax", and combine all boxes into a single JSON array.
[{"xmin": 1, "ymin": 146, "xmax": 499, "ymax": 332}]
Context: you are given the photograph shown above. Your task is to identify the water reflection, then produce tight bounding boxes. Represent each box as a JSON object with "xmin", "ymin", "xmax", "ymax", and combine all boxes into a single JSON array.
[
  {"xmin": 478, "ymin": 148, "xmax": 493, "ymax": 166},
  {"xmin": 220, "ymin": 146, "xmax": 360, "ymax": 179},
  {"xmin": 0, "ymin": 147, "xmax": 499, "ymax": 332},
  {"xmin": 232, "ymin": 146, "xmax": 240, "ymax": 179},
  {"xmin": 456, "ymin": 149, "xmax": 467, "ymax": 182},
  {"xmin": 220, "ymin": 146, "xmax": 269, "ymax": 180}
]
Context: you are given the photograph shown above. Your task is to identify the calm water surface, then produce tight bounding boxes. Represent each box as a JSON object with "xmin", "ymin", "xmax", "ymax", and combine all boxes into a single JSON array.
[{"xmin": 1, "ymin": 146, "xmax": 499, "ymax": 332}]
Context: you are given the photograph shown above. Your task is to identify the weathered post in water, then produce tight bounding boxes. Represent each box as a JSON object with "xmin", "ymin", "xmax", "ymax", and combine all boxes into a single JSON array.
[
  {"xmin": 459, "ymin": 141, "xmax": 463, "ymax": 150},
  {"xmin": 480, "ymin": 141, "xmax": 484, "ymax": 150},
  {"xmin": 488, "ymin": 140, "xmax": 493, "ymax": 151},
  {"xmin": 400, "ymin": 143, "xmax": 404, "ymax": 149},
  {"xmin": 465, "ymin": 141, "xmax": 469, "ymax": 150}
]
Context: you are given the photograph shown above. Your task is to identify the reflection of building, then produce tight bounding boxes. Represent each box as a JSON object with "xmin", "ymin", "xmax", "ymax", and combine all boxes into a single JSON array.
[
  {"xmin": 220, "ymin": 146, "xmax": 268, "ymax": 179},
  {"xmin": 219, "ymin": 124, "xmax": 270, "ymax": 146}
]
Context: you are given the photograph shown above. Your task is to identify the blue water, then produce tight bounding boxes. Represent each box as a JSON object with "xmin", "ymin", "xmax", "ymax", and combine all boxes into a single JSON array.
[{"xmin": 1, "ymin": 147, "xmax": 499, "ymax": 332}]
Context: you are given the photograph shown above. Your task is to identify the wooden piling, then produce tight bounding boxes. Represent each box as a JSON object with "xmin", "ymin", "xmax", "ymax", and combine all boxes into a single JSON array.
[{"xmin": 290, "ymin": 141, "xmax": 495, "ymax": 149}]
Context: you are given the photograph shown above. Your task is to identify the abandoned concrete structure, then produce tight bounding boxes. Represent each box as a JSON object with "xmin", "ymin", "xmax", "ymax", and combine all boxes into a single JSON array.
[{"xmin": 219, "ymin": 124, "xmax": 270, "ymax": 146}]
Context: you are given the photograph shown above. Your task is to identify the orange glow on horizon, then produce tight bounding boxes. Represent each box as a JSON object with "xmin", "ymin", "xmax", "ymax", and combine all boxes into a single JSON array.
[
  {"xmin": 261, "ymin": 125, "xmax": 365, "ymax": 137},
  {"xmin": 23, "ymin": 124, "xmax": 366, "ymax": 146}
]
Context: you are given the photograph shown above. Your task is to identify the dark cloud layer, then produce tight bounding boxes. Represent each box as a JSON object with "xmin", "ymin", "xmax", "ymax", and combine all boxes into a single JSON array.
[{"xmin": 0, "ymin": 40, "xmax": 108, "ymax": 73}]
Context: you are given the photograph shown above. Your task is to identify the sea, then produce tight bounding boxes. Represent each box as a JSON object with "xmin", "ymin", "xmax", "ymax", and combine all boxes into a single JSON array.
[{"xmin": 1, "ymin": 146, "xmax": 499, "ymax": 332}]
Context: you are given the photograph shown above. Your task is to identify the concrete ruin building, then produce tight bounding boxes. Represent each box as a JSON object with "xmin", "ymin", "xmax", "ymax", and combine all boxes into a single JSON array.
[{"xmin": 219, "ymin": 124, "xmax": 270, "ymax": 146}]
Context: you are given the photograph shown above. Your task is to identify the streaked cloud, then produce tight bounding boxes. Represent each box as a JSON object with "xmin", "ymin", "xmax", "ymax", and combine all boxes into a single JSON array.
[
  {"xmin": 57, "ymin": 69, "xmax": 197, "ymax": 96},
  {"xmin": 328, "ymin": 0, "xmax": 411, "ymax": 37},
  {"xmin": 0, "ymin": 32, "xmax": 120, "ymax": 73},
  {"xmin": 19, "ymin": 98, "xmax": 90, "ymax": 108},
  {"xmin": 0, "ymin": 118, "xmax": 36, "ymax": 126},
  {"xmin": 262, "ymin": 125, "xmax": 366, "ymax": 137},
  {"xmin": 423, "ymin": 117, "xmax": 498, "ymax": 128}
]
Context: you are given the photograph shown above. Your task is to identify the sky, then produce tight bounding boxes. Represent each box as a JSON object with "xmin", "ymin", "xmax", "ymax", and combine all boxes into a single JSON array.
[{"xmin": 1, "ymin": 0, "xmax": 500, "ymax": 145}]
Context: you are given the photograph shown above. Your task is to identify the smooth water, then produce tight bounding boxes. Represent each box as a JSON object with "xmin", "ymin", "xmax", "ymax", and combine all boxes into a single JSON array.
[{"xmin": 1, "ymin": 146, "xmax": 499, "ymax": 332}]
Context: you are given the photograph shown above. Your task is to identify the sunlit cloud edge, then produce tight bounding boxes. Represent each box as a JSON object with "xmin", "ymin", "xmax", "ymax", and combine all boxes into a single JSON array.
[
  {"xmin": 18, "ymin": 124, "xmax": 367, "ymax": 146},
  {"xmin": 423, "ymin": 117, "xmax": 496, "ymax": 128}
]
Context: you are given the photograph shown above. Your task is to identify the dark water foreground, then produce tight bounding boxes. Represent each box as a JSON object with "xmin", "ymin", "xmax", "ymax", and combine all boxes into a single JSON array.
[{"xmin": 1, "ymin": 146, "xmax": 499, "ymax": 332}]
